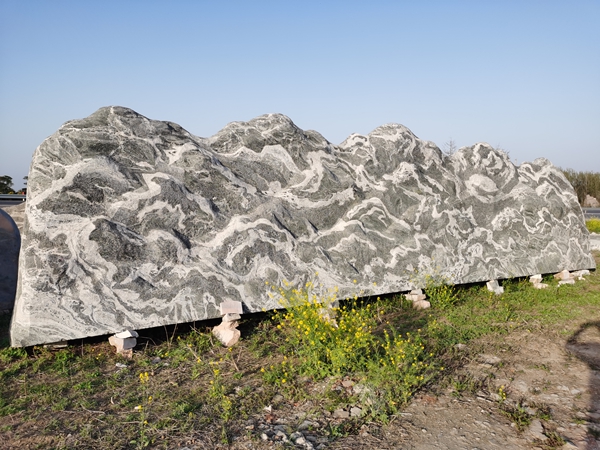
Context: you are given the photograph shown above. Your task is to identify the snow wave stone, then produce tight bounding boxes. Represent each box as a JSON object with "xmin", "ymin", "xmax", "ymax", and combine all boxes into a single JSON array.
[{"xmin": 10, "ymin": 106, "xmax": 596, "ymax": 346}]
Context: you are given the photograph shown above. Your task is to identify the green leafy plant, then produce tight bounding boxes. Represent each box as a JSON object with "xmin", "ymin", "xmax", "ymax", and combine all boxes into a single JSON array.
[
  {"xmin": 270, "ymin": 281, "xmax": 439, "ymax": 419},
  {"xmin": 272, "ymin": 281, "xmax": 377, "ymax": 378},
  {"xmin": 425, "ymin": 281, "xmax": 459, "ymax": 309},
  {"xmin": 450, "ymin": 374, "xmax": 482, "ymax": 398},
  {"xmin": 500, "ymin": 399, "xmax": 532, "ymax": 431},
  {"xmin": 539, "ymin": 431, "xmax": 566, "ymax": 448},
  {"xmin": 587, "ymin": 218, "xmax": 600, "ymax": 233},
  {"xmin": 409, "ymin": 265, "xmax": 459, "ymax": 309},
  {"xmin": 207, "ymin": 360, "xmax": 235, "ymax": 444},
  {"xmin": 130, "ymin": 371, "xmax": 153, "ymax": 449}
]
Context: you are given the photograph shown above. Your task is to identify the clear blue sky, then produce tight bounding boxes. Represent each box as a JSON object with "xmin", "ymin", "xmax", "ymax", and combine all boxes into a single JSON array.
[{"xmin": 1, "ymin": 0, "xmax": 598, "ymax": 190}]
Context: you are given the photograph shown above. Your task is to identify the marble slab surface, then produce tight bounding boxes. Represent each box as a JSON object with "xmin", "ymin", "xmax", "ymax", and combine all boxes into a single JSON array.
[{"xmin": 10, "ymin": 107, "xmax": 596, "ymax": 346}]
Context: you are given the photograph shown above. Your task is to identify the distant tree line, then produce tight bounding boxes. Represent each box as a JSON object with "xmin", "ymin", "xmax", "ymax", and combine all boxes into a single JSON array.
[
  {"xmin": 0, "ymin": 175, "xmax": 27, "ymax": 194},
  {"xmin": 561, "ymin": 169, "xmax": 600, "ymax": 206}
]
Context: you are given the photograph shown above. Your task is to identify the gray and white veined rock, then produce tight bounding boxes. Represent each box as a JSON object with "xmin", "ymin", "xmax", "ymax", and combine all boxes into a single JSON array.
[{"xmin": 10, "ymin": 106, "xmax": 596, "ymax": 346}]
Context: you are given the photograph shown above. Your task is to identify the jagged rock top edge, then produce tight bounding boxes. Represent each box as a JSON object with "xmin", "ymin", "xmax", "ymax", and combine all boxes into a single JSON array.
[{"xmin": 56, "ymin": 106, "xmax": 486, "ymax": 159}]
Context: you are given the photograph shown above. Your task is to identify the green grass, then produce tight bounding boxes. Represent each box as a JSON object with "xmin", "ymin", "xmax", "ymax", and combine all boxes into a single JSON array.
[
  {"xmin": 587, "ymin": 218, "xmax": 600, "ymax": 233},
  {"xmin": 0, "ymin": 258, "xmax": 599, "ymax": 448}
]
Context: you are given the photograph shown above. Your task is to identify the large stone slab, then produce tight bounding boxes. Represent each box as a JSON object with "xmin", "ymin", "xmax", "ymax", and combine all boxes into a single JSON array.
[
  {"xmin": 10, "ymin": 107, "xmax": 596, "ymax": 346},
  {"xmin": 0, "ymin": 209, "xmax": 20, "ymax": 312}
]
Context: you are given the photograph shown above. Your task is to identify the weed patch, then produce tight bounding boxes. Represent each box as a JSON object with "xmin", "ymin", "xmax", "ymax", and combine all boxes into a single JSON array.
[
  {"xmin": 587, "ymin": 218, "xmax": 600, "ymax": 233},
  {"xmin": 269, "ymin": 282, "xmax": 439, "ymax": 419},
  {"xmin": 500, "ymin": 399, "xmax": 532, "ymax": 431}
]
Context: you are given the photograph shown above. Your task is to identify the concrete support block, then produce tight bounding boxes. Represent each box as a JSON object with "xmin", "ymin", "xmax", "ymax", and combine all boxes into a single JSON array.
[
  {"xmin": 554, "ymin": 269, "xmax": 573, "ymax": 281},
  {"xmin": 486, "ymin": 280, "xmax": 504, "ymax": 295},
  {"xmin": 213, "ymin": 320, "xmax": 241, "ymax": 347},
  {"xmin": 318, "ymin": 307, "xmax": 338, "ymax": 327},
  {"xmin": 413, "ymin": 299, "xmax": 431, "ymax": 310},
  {"xmin": 404, "ymin": 288, "xmax": 430, "ymax": 309},
  {"xmin": 213, "ymin": 308, "xmax": 243, "ymax": 347},
  {"xmin": 115, "ymin": 330, "xmax": 139, "ymax": 339},
  {"xmin": 405, "ymin": 293, "xmax": 427, "ymax": 302},
  {"xmin": 109, "ymin": 330, "xmax": 139, "ymax": 357},
  {"xmin": 571, "ymin": 270, "xmax": 590, "ymax": 280},
  {"xmin": 222, "ymin": 313, "xmax": 241, "ymax": 322},
  {"xmin": 529, "ymin": 274, "xmax": 542, "ymax": 284},
  {"xmin": 220, "ymin": 300, "xmax": 243, "ymax": 315},
  {"xmin": 529, "ymin": 275, "xmax": 548, "ymax": 289}
]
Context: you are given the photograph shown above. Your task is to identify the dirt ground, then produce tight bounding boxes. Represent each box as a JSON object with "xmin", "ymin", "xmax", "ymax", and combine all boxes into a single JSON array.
[
  {"xmin": 4, "ymin": 321, "xmax": 599, "ymax": 450},
  {"xmin": 2, "ymin": 313, "xmax": 599, "ymax": 450},
  {"xmin": 193, "ymin": 284, "xmax": 597, "ymax": 450},
  {"xmin": 367, "ymin": 324, "xmax": 600, "ymax": 450},
  {"xmin": 158, "ymin": 290, "xmax": 600, "ymax": 450},
  {"xmin": 3, "ymin": 289, "xmax": 600, "ymax": 450},
  {"xmin": 2, "ymin": 297, "xmax": 599, "ymax": 450},
  {"xmin": 223, "ymin": 321, "xmax": 600, "ymax": 450}
]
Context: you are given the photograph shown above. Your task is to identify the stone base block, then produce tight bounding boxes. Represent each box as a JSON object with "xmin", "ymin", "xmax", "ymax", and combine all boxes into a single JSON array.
[
  {"xmin": 222, "ymin": 313, "xmax": 241, "ymax": 322},
  {"xmin": 486, "ymin": 280, "xmax": 504, "ymax": 295},
  {"xmin": 529, "ymin": 274, "xmax": 543, "ymax": 284},
  {"xmin": 413, "ymin": 299, "xmax": 431, "ymax": 310},
  {"xmin": 554, "ymin": 270, "xmax": 573, "ymax": 281},
  {"xmin": 220, "ymin": 300, "xmax": 243, "ymax": 315},
  {"xmin": 571, "ymin": 270, "xmax": 590, "ymax": 280},
  {"xmin": 109, "ymin": 330, "xmax": 139, "ymax": 355},
  {"xmin": 213, "ymin": 320, "xmax": 241, "ymax": 347},
  {"xmin": 318, "ymin": 307, "xmax": 338, "ymax": 327}
]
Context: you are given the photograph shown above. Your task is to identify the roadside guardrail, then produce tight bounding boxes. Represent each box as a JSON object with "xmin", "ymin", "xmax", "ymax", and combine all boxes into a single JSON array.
[
  {"xmin": 0, "ymin": 194, "xmax": 26, "ymax": 201},
  {"xmin": 583, "ymin": 208, "xmax": 600, "ymax": 219}
]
